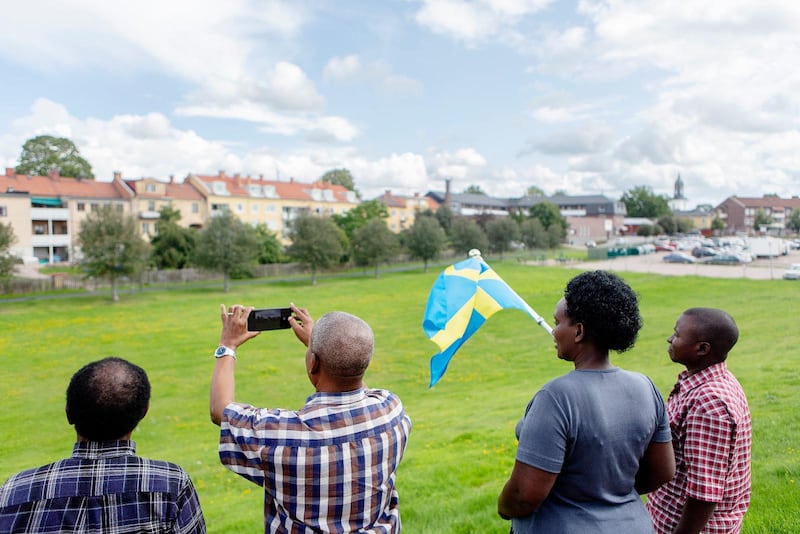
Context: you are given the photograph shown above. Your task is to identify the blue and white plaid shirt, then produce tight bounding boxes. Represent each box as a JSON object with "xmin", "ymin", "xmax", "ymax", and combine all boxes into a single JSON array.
[
  {"xmin": 220, "ymin": 387, "xmax": 411, "ymax": 533},
  {"xmin": 0, "ymin": 440, "xmax": 206, "ymax": 534}
]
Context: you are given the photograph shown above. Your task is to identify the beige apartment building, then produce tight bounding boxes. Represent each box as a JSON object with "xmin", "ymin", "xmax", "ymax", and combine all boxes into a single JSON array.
[{"xmin": 373, "ymin": 190, "xmax": 438, "ymax": 232}]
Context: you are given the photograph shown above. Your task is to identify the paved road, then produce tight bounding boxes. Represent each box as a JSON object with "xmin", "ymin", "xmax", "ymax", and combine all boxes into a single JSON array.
[{"xmin": 571, "ymin": 250, "xmax": 799, "ymax": 280}]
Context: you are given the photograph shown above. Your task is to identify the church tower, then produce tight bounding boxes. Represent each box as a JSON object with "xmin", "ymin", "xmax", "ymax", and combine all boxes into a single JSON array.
[{"xmin": 668, "ymin": 174, "xmax": 689, "ymax": 212}]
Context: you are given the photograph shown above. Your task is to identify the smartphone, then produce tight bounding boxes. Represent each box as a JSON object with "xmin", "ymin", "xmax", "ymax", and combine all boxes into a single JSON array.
[{"xmin": 247, "ymin": 307, "xmax": 292, "ymax": 331}]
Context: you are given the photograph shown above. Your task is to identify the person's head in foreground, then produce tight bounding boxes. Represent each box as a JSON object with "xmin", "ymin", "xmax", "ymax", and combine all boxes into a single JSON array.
[
  {"xmin": 554, "ymin": 270, "xmax": 642, "ymax": 362},
  {"xmin": 305, "ymin": 310, "xmax": 374, "ymax": 391},
  {"xmin": 67, "ymin": 356, "xmax": 150, "ymax": 440},
  {"xmin": 668, "ymin": 307, "xmax": 738, "ymax": 374}
]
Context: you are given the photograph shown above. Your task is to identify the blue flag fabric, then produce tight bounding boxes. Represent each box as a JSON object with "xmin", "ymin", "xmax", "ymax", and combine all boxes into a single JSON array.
[{"xmin": 422, "ymin": 253, "xmax": 553, "ymax": 387}]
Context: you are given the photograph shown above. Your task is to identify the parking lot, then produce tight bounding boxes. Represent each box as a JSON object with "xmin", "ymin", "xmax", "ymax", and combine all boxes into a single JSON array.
[{"xmin": 572, "ymin": 249, "xmax": 800, "ymax": 280}]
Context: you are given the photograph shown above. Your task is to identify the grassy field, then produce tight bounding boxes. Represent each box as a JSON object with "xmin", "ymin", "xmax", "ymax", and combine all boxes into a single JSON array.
[{"xmin": 1, "ymin": 262, "xmax": 798, "ymax": 532}]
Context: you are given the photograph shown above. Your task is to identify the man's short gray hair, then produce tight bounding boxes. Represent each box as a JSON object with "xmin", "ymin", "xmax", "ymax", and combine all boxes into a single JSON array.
[{"xmin": 309, "ymin": 311, "xmax": 374, "ymax": 377}]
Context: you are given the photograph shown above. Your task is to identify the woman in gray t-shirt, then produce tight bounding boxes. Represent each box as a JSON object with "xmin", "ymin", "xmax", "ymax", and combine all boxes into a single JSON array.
[{"xmin": 498, "ymin": 270, "xmax": 675, "ymax": 533}]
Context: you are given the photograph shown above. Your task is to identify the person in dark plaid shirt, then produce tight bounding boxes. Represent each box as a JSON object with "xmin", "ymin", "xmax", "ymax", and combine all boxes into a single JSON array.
[
  {"xmin": 0, "ymin": 357, "xmax": 206, "ymax": 534},
  {"xmin": 210, "ymin": 303, "xmax": 411, "ymax": 533},
  {"xmin": 646, "ymin": 308, "xmax": 752, "ymax": 534}
]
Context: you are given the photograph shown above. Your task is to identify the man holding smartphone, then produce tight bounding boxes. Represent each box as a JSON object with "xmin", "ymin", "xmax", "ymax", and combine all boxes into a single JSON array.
[{"xmin": 209, "ymin": 303, "xmax": 412, "ymax": 533}]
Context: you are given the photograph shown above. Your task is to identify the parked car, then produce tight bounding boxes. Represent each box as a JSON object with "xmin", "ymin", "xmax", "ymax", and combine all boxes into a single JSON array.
[
  {"xmin": 783, "ymin": 264, "xmax": 800, "ymax": 280},
  {"xmin": 655, "ymin": 243, "xmax": 676, "ymax": 252},
  {"xmin": 692, "ymin": 246, "xmax": 718, "ymax": 258},
  {"xmin": 703, "ymin": 254, "xmax": 742, "ymax": 265},
  {"xmin": 663, "ymin": 252, "xmax": 696, "ymax": 264}
]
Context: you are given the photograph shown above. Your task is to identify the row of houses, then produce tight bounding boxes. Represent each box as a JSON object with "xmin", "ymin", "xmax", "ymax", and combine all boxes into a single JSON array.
[
  {"xmin": 2, "ymin": 165, "xmax": 796, "ymax": 265},
  {"xmin": 0, "ymin": 168, "xmax": 435, "ymax": 264}
]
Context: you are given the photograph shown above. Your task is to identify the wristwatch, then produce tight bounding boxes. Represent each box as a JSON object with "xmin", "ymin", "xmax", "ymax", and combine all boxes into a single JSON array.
[{"xmin": 214, "ymin": 345, "xmax": 236, "ymax": 360}]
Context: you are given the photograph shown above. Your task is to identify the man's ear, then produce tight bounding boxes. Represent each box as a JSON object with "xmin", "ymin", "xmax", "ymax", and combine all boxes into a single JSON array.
[
  {"xmin": 309, "ymin": 352, "xmax": 321, "ymax": 375},
  {"xmin": 697, "ymin": 341, "xmax": 711, "ymax": 356}
]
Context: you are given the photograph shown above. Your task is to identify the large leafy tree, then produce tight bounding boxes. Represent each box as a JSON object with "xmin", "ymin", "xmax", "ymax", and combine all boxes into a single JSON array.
[
  {"xmin": 620, "ymin": 185, "xmax": 671, "ymax": 218},
  {"xmin": 287, "ymin": 214, "xmax": 347, "ymax": 285},
  {"xmin": 526, "ymin": 185, "xmax": 546, "ymax": 196},
  {"xmin": 351, "ymin": 218, "xmax": 399, "ymax": 278},
  {"xmin": 194, "ymin": 211, "xmax": 260, "ymax": 292},
  {"xmin": 332, "ymin": 199, "xmax": 389, "ymax": 239},
  {"xmin": 320, "ymin": 168, "xmax": 359, "ymax": 197},
  {"xmin": 463, "ymin": 184, "xmax": 485, "ymax": 195},
  {"xmin": 0, "ymin": 222, "xmax": 17, "ymax": 288},
  {"xmin": 16, "ymin": 135, "xmax": 94, "ymax": 179},
  {"xmin": 485, "ymin": 217, "xmax": 520, "ymax": 259},
  {"xmin": 405, "ymin": 215, "xmax": 446, "ymax": 272},
  {"xmin": 753, "ymin": 208, "xmax": 772, "ymax": 231},
  {"xmin": 449, "ymin": 218, "xmax": 489, "ymax": 256},
  {"xmin": 150, "ymin": 206, "xmax": 196, "ymax": 269},
  {"xmin": 77, "ymin": 205, "xmax": 149, "ymax": 301}
]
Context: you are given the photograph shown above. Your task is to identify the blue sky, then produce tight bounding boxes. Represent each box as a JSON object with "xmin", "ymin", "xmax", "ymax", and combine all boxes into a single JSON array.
[{"xmin": 1, "ymin": 0, "xmax": 798, "ymax": 207}]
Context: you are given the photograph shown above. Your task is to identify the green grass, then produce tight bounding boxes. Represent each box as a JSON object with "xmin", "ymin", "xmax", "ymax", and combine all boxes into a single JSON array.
[{"xmin": 1, "ymin": 264, "xmax": 798, "ymax": 533}]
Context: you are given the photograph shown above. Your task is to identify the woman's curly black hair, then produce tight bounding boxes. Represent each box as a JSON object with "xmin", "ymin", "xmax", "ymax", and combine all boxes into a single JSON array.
[{"xmin": 563, "ymin": 270, "xmax": 642, "ymax": 353}]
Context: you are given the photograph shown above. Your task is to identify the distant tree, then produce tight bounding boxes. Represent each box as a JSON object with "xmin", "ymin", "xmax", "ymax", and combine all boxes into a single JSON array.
[
  {"xmin": 435, "ymin": 204, "xmax": 453, "ymax": 235},
  {"xmin": 529, "ymin": 201, "xmax": 568, "ymax": 240},
  {"xmin": 526, "ymin": 185, "xmax": 545, "ymax": 197},
  {"xmin": 77, "ymin": 205, "xmax": 149, "ymax": 301},
  {"xmin": 546, "ymin": 224, "xmax": 564, "ymax": 248},
  {"xmin": 519, "ymin": 218, "xmax": 548, "ymax": 250},
  {"xmin": 332, "ymin": 199, "xmax": 389, "ymax": 239},
  {"xmin": 321, "ymin": 168, "xmax": 359, "ymax": 196},
  {"xmin": 150, "ymin": 206, "xmax": 196, "ymax": 269},
  {"xmin": 486, "ymin": 217, "xmax": 520, "ymax": 259},
  {"xmin": 16, "ymin": 135, "xmax": 94, "ymax": 179},
  {"xmin": 287, "ymin": 215, "xmax": 347, "ymax": 286},
  {"xmin": 351, "ymin": 219, "xmax": 399, "ymax": 278},
  {"xmin": 553, "ymin": 189, "xmax": 568, "ymax": 196},
  {"xmin": 620, "ymin": 186, "xmax": 671, "ymax": 218},
  {"xmin": 657, "ymin": 215, "xmax": 677, "ymax": 235},
  {"xmin": 194, "ymin": 211, "xmax": 260, "ymax": 292},
  {"xmin": 711, "ymin": 216, "xmax": 726, "ymax": 234},
  {"xmin": 449, "ymin": 218, "xmax": 489, "ymax": 255},
  {"xmin": 0, "ymin": 222, "xmax": 17, "ymax": 288},
  {"xmin": 787, "ymin": 210, "xmax": 800, "ymax": 234},
  {"xmin": 753, "ymin": 209, "xmax": 772, "ymax": 231},
  {"xmin": 254, "ymin": 223, "xmax": 286, "ymax": 264},
  {"xmin": 676, "ymin": 217, "xmax": 694, "ymax": 234},
  {"xmin": 405, "ymin": 216, "xmax": 446, "ymax": 272},
  {"xmin": 637, "ymin": 224, "xmax": 656, "ymax": 237},
  {"xmin": 463, "ymin": 185, "xmax": 485, "ymax": 195}
]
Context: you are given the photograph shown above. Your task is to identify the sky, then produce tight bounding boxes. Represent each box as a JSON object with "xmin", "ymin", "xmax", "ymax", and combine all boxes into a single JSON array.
[{"xmin": 1, "ymin": 0, "xmax": 799, "ymax": 208}]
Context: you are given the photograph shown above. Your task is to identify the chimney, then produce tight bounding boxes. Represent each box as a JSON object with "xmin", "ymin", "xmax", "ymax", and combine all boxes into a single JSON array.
[
  {"xmin": 5, "ymin": 167, "xmax": 14, "ymax": 177},
  {"xmin": 444, "ymin": 178, "xmax": 452, "ymax": 206},
  {"xmin": 219, "ymin": 170, "xmax": 226, "ymax": 178},
  {"xmin": 234, "ymin": 174, "xmax": 242, "ymax": 187},
  {"xmin": 169, "ymin": 175, "xmax": 175, "ymax": 183},
  {"xmin": 113, "ymin": 171, "xmax": 122, "ymax": 180},
  {"xmin": 290, "ymin": 177, "xmax": 294, "ymax": 183}
]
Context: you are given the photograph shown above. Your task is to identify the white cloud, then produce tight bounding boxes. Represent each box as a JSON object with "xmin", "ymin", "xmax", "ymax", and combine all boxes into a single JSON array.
[
  {"xmin": 415, "ymin": 0, "xmax": 551, "ymax": 43},
  {"xmin": 323, "ymin": 55, "xmax": 362, "ymax": 82}
]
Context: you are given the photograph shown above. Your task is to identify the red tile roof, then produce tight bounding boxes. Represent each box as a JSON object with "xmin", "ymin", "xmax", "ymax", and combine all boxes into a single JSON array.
[{"xmin": 0, "ymin": 171, "xmax": 129, "ymax": 199}]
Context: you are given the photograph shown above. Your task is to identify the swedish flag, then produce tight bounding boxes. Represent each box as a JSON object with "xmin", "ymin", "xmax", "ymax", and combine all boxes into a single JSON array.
[{"xmin": 423, "ymin": 250, "xmax": 553, "ymax": 387}]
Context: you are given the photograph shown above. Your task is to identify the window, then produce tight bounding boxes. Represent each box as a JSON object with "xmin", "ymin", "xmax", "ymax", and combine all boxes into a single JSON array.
[
  {"xmin": 148, "ymin": 200, "xmax": 155, "ymax": 211},
  {"xmin": 0, "ymin": 206, "xmax": 6, "ymax": 217},
  {"xmin": 236, "ymin": 203, "xmax": 244, "ymax": 213},
  {"xmin": 142, "ymin": 222, "xmax": 150, "ymax": 235},
  {"xmin": 252, "ymin": 204, "xmax": 259, "ymax": 212},
  {"xmin": 192, "ymin": 203, "xmax": 199, "ymax": 213},
  {"xmin": 77, "ymin": 202, "xmax": 85, "ymax": 211},
  {"xmin": 146, "ymin": 183, "xmax": 156, "ymax": 192}
]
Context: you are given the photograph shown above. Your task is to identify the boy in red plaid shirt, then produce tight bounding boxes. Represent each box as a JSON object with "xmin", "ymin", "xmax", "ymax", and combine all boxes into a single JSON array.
[{"xmin": 646, "ymin": 308, "xmax": 751, "ymax": 534}]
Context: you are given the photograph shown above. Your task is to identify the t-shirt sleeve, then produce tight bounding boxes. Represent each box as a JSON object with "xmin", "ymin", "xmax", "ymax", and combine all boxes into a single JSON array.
[
  {"xmin": 514, "ymin": 389, "xmax": 567, "ymax": 474},
  {"xmin": 650, "ymin": 378, "xmax": 672, "ymax": 444},
  {"xmin": 684, "ymin": 396, "xmax": 734, "ymax": 502}
]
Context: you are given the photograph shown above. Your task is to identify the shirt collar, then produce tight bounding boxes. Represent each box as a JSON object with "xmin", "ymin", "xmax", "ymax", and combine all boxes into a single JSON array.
[
  {"xmin": 305, "ymin": 387, "xmax": 368, "ymax": 407},
  {"xmin": 676, "ymin": 361, "xmax": 728, "ymax": 395},
  {"xmin": 71, "ymin": 440, "xmax": 137, "ymax": 460}
]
